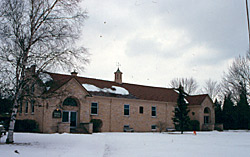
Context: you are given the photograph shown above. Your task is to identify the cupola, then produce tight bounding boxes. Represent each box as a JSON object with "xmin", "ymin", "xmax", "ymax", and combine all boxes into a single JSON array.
[
  {"xmin": 71, "ymin": 70, "xmax": 78, "ymax": 77},
  {"xmin": 114, "ymin": 68, "xmax": 122, "ymax": 84}
]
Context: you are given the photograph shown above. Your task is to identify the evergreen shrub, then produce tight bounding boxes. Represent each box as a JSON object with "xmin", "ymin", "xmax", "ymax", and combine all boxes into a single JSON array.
[
  {"xmin": 188, "ymin": 120, "xmax": 200, "ymax": 131},
  {"xmin": 90, "ymin": 119, "xmax": 103, "ymax": 132},
  {"xmin": 14, "ymin": 119, "xmax": 39, "ymax": 132}
]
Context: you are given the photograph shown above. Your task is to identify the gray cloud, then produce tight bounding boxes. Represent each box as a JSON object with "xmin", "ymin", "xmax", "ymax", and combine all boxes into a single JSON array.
[
  {"xmin": 125, "ymin": 37, "xmax": 183, "ymax": 58},
  {"xmin": 80, "ymin": 0, "xmax": 250, "ymax": 88}
]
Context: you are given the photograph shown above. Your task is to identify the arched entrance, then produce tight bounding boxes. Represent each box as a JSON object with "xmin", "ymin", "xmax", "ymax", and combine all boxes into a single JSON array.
[
  {"xmin": 62, "ymin": 97, "xmax": 78, "ymax": 128},
  {"xmin": 204, "ymin": 107, "xmax": 211, "ymax": 124}
]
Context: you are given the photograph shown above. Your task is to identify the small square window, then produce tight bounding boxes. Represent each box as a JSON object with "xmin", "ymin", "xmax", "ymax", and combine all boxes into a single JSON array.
[
  {"xmin": 151, "ymin": 125, "xmax": 157, "ymax": 130},
  {"xmin": 124, "ymin": 104, "xmax": 130, "ymax": 116},
  {"xmin": 91, "ymin": 102, "xmax": 98, "ymax": 115},
  {"xmin": 124, "ymin": 125, "xmax": 130, "ymax": 128},
  {"xmin": 139, "ymin": 106, "xmax": 143, "ymax": 114}
]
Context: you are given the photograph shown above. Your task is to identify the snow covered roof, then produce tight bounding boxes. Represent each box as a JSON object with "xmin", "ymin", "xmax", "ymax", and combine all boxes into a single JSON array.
[
  {"xmin": 82, "ymin": 84, "xmax": 129, "ymax": 95},
  {"xmin": 38, "ymin": 72, "xmax": 53, "ymax": 84}
]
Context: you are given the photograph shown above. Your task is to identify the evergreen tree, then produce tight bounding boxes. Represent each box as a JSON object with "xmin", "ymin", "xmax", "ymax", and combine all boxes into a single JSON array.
[
  {"xmin": 236, "ymin": 83, "xmax": 250, "ymax": 129},
  {"xmin": 172, "ymin": 85, "xmax": 190, "ymax": 134},
  {"xmin": 222, "ymin": 95, "xmax": 237, "ymax": 129},
  {"xmin": 214, "ymin": 99, "xmax": 223, "ymax": 124}
]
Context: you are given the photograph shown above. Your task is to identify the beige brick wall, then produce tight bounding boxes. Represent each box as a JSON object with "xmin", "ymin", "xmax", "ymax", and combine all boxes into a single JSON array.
[
  {"xmin": 188, "ymin": 97, "xmax": 215, "ymax": 130},
  {"xmin": 17, "ymin": 78, "xmax": 90, "ymax": 133},
  {"xmin": 87, "ymin": 96, "xmax": 176, "ymax": 132},
  {"xmin": 17, "ymin": 77, "xmax": 215, "ymax": 133}
]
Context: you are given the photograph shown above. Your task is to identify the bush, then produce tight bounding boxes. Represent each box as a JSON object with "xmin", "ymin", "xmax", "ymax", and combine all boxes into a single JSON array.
[
  {"xmin": 0, "ymin": 98, "xmax": 13, "ymax": 114},
  {"xmin": 90, "ymin": 119, "xmax": 103, "ymax": 132},
  {"xmin": 157, "ymin": 121, "xmax": 167, "ymax": 133},
  {"xmin": 188, "ymin": 120, "xmax": 200, "ymax": 131},
  {"xmin": 14, "ymin": 119, "xmax": 39, "ymax": 132}
]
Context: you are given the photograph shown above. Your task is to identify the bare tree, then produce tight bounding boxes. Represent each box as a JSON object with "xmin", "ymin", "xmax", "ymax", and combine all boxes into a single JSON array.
[
  {"xmin": 170, "ymin": 77, "xmax": 198, "ymax": 95},
  {"xmin": 156, "ymin": 121, "xmax": 167, "ymax": 133},
  {"xmin": 201, "ymin": 79, "xmax": 221, "ymax": 102},
  {"xmin": 222, "ymin": 53, "xmax": 250, "ymax": 102},
  {"xmin": 0, "ymin": 0, "xmax": 88, "ymax": 143}
]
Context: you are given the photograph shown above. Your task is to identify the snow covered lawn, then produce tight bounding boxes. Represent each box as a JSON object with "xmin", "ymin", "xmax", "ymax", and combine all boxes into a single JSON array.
[{"xmin": 0, "ymin": 131, "xmax": 250, "ymax": 157}]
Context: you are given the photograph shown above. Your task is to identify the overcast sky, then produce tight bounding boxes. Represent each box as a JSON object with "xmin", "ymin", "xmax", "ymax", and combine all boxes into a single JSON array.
[{"xmin": 77, "ymin": 0, "xmax": 249, "ymax": 89}]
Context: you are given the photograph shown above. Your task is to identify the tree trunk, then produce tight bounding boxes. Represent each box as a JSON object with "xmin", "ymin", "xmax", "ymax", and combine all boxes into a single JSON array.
[
  {"xmin": 6, "ymin": 88, "xmax": 22, "ymax": 143},
  {"xmin": 6, "ymin": 99, "xmax": 18, "ymax": 143}
]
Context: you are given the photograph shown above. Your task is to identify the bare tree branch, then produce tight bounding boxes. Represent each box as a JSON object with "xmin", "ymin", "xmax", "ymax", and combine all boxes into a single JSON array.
[
  {"xmin": 0, "ymin": 0, "xmax": 88, "ymax": 143},
  {"xmin": 169, "ymin": 77, "xmax": 198, "ymax": 95},
  {"xmin": 222, "ymin": 52, "xmax": 250, "ymax": 103},
  {"xmin": 201, "ymin": 79, "xmax": 221, "ymax": 102}
]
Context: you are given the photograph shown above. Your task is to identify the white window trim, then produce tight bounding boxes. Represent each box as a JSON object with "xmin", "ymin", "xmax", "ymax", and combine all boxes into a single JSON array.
[
  {"xmin": 151, "ymin": 125, "xmax": 157, "ymax": 131},
  {"xmin": 62, "ymin": 110, "xmax": 77, "ymax": 128},
  {"xmin": 91, "ymin": 102, "xmax": 98, "ymax": 115},
  {"xmin": 151, "ymin": 106, "xmax": 157, "ymax": 117},
  {"xmin": 124, "ymin": 104, "xmax": 130, "ymax": 116}
]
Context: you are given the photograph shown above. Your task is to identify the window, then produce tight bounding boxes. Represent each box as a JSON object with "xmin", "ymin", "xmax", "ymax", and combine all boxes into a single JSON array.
[
  {"xmin": 204, "ymin": 107, "xmax": 210, "ymax": 124},
  {"xmin": 31, "ymin": 100, "xmax": 35, "ymax": 113},
  {"xmin": 63, "ymin": 98, "xmax": 77, "ymax": 106},
  {"xmin": 62, "ymin": 111, "xmax": 69, "ymax": 122},
  {"xmin": 62, "ymin": 111, "xmax": 77, "ymax": 127},
  {"xmin": 91, "ymin": 102, "xmax": 98, "ymax": 115},
  {"xmin": 204, "ymin": 116, "xmax": 209, "ymax": 124},
  {"xmin": 124, "ymin": 104, "xmax": 130, "ymax": 116},
  {"xmin": 25, "ymin": 101, "xmax": 28, "ymax": 113},
  {"xmin": 152, "ymin": 106, "xmax": 156, "ymax": 117},
  {"xmin": 124, "ymin": 125, "xmax": 130, "ymax": 128},
  {"xmin": 19, "ymin": 101, "xmax": 23, "ymax": 113},
  {"xmin": 139, "ymin": 106, "xmax": 143, "ymax": 114},
  {"xmin": 204, "ymin": 108, "xmax": 210, "ymax": 113},
  {"xmin": 151, "ymin": 125, "xmax": 157, "ymax": 130}
]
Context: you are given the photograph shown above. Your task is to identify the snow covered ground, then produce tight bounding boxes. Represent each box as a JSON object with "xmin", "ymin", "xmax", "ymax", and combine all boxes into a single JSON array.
[{"xmin": 0, "ymin": 131, "xmax": 250, "ymax": 157}]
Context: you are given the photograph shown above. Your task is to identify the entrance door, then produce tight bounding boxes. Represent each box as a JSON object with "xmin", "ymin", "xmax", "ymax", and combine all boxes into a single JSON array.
[
  {"xmin": 70, "ymin": 112, "xmax": 77, "ymax": 128},
  {"xmin": 62, "ymin": 111, "xmax": 77, "ymax": 128}
]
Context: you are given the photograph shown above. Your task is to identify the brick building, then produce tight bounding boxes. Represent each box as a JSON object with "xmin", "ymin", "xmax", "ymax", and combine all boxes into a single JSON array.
[{"xmin": 17, "ymin": 67, "xmax": 215, "ymax": 133}]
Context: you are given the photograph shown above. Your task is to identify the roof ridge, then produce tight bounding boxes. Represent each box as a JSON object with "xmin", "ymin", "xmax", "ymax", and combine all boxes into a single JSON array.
[
  {"xmin": 47, "ymin": 72, "xmax": 174, "ymax": 90},
  {"xmin": 187, "ymin": 94, "xmax": 209, "ymax": 97}
]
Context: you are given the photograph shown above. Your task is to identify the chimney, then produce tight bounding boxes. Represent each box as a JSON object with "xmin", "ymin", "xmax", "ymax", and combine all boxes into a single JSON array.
[
  {"xmin": 114, "ymin": 68, "xmax": 122, "ymax": 84},
  {"xmin": 71, "ymin": 70, "xmax": 78, "ymax": 77}
]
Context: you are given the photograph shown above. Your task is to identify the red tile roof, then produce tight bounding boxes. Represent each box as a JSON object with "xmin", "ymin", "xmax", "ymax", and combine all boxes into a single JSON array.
[{"xmin": 46, "ymin": 72, "xmax": 209, "ymax": 105}]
